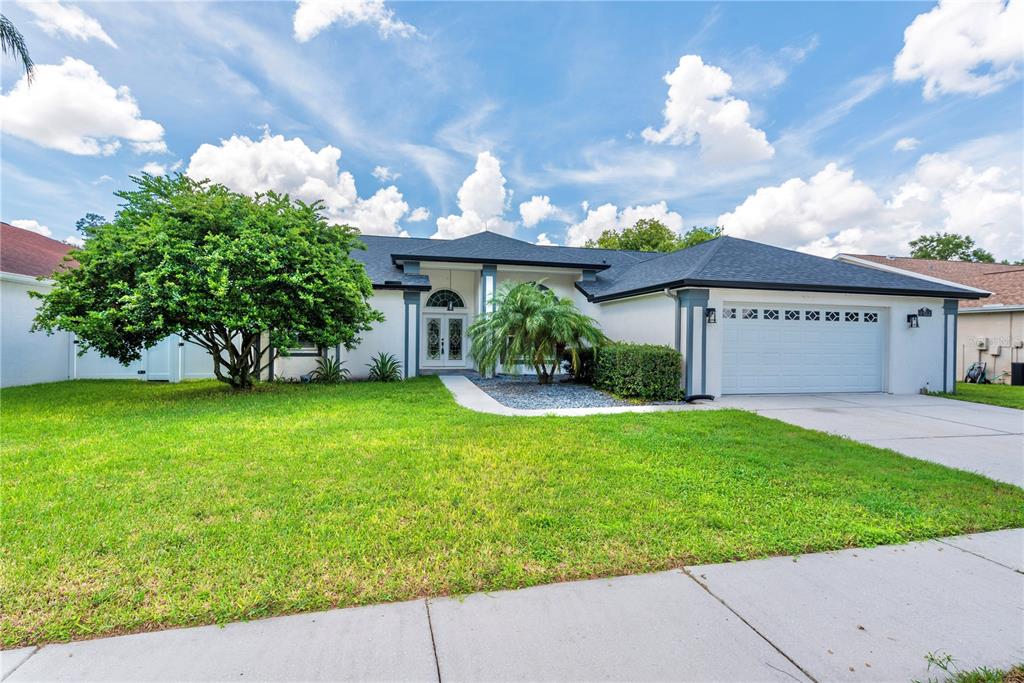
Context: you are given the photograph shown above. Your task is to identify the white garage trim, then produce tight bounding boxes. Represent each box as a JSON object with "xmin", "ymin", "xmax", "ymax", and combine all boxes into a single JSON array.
[{"xmin": 721, "ymin": 302, "xmax": 887, "ymax": 394}]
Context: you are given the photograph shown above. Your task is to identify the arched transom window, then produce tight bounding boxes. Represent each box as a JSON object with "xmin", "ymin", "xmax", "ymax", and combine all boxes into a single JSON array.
[{"xmin": 426, "ymin": 289, "xmax": 465, "ymax": 309}]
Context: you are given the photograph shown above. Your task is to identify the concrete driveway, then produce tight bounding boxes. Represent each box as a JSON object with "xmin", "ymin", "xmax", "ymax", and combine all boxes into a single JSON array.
[{"xmin": 718, "ymin": 393, "xmax": 1023, "ymax": 487}]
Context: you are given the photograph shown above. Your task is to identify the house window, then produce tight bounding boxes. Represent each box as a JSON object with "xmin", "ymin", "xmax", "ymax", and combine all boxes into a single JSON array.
[
  {"xmin": 864, "ymin": 312, "xmax": 878, "ymax": 323},
  {"xmin": 785, "ymin": 310, "xmax": 800, "ymax": 321},
  {"xmin": 426, "ymin": 289, "xmax": 465, "ymax": 309},
  {"xmin": 742, "ymin": 308, "xmax": 758, "ymax": 320},
  {"xmin": 805, "ymin": 310, "xmax": 820, "ymax": 321},
  {"xmin": 764, "ymin": 309, "xmax": 779, "ymax": 320},
  {"xmin": 291, "ymin": 337, "xmax": 320, "ymax": 354},
  {"xmin": 825, "ymin": 311, "xmax": 840, "ymax": 322},
  {"xmin": 845, "ymin": 312, "xmax": 860, "ymax": 322},
  {"xmin": 722, "ymin": 308, "xmax": 737, "ymax": 319}
]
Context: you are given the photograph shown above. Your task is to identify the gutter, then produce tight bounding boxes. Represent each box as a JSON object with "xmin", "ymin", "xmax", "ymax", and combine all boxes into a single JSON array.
[{"xmin": 580, "ymin": 279, "xmax": 989, "ymax": 304}]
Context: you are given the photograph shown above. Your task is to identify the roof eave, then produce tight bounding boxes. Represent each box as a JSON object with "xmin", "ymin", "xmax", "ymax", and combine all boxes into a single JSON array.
[
  {"xmin": 390, "ymin": 253, "xmax": 612, "ymax": 271},
  {"xmin": 583, "ymin": 279, "xmax": 988, "ymax": 303},
  {"xmin": 372, "ymin": 283, "xmax": 431, "ymax": 291}
]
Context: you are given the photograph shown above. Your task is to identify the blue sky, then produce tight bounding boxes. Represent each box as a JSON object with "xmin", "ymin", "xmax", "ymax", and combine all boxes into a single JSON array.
[{"xmin": 2, "ymin": 1, "xmax": 1022, "ymax": 259}]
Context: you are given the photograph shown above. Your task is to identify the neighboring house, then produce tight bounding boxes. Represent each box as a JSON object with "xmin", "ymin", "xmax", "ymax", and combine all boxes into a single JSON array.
[
  {"xmin": 837, "ymin": 254, "xmax": 1023, "ymax": 382},
  {"xmin": 275, "ymin": 231, "xmax": 982, "ymax": 395},
  {"xmin": 0, "ymin": 223, "xmax": 215, "ymax": 388}
]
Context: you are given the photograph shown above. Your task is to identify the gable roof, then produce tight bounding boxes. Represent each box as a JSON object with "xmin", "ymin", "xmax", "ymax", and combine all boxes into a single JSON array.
[
  {"xmin": 845, "ymin": 254, "xmax": 1023, "ymax": 308},
  {"xmin": 354, "ymin": 231, "xmax": 985, "ymax": 302},
  {"xmin": 0, "ymin": 222, "xmax": 77, "ymax": 278}
]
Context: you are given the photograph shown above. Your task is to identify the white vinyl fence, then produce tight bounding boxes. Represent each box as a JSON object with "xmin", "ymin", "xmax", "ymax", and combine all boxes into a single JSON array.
[{"xmin": 2, "ymin": 272, "xmax": 215, "ymax": 388}]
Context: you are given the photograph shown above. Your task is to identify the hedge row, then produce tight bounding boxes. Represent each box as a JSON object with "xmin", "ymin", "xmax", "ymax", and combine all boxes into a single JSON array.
[{"xmin": 593, "ymin": 342, "xmax": 682, "ymax": 400}]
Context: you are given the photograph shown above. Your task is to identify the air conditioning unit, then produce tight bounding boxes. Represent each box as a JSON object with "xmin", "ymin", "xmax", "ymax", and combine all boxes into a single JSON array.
[
  {"xmin": 975, "ymin": 338, "xmax": 989, "ymax": 350},
  {"xmin": 1014, "ymin": 340, "xmax": 1024, "ymax": 349},
  {"xmin": 990, "ymin": 346, "xmax": 1001, "ymax": 356}
]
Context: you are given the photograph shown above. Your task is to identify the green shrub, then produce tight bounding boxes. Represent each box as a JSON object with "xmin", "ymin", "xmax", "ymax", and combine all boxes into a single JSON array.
[
  {"xmin": 594, "ymin": 343, "xmax": 681, "ymax": 400},
  {"xmin": 308, "ymin": 356, "xmax": 350, "ymax": 384},
  {"xmin": 366, "ymin": 352, "xmax": 403, "ymax": 382},
  {"xmin": 561, "ymin": 346, "xmax": 598, "ymax": 384}
]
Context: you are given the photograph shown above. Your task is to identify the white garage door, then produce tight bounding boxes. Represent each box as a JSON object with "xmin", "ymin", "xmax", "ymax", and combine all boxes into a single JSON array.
[{"xmin": 721, "ymin": 303, "xmax": 885, "ymax": 394}]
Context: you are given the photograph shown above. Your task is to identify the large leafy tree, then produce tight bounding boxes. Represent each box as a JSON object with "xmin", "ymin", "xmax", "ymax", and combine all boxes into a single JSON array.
[
  {"xmin": 585, "ymin": 219, "xmax": 722, "ymax": 252},
  {"xmin": 469, "ymin": 282, "xmax": 606, "ymax": 384},
  {"xmin": 33, "ymin": 174, "xmax": 383, "ymax": 389},
  {"xmin": 1, "ymin": 15, "xmax": 33, "ymax": 81},
  {"xmin": 908, "ymin": 231, "xmax": 995, "ymax": 262}
]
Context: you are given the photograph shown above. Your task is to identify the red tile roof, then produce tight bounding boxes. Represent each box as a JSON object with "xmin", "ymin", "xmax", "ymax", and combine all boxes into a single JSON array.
[
  {"xmin": 848, "ymin": 254, "xmax": 1024, "ymax": 308},
  {"xmin": 1, "ymin": 222, "xmax": 78, "ymax": 278}
]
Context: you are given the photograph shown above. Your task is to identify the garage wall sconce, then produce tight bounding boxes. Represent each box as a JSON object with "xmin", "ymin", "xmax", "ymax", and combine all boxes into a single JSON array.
[
  {"xmin": 906, "ymin": 313, "xmax": 919, "ymax": 328},
  {"xmin": 705, "ymin": 308, "xmax": 716, "ymax": 324},
  {"xmin": 917, "ymin": 307, "xmax": 933, "ymax": 317}
]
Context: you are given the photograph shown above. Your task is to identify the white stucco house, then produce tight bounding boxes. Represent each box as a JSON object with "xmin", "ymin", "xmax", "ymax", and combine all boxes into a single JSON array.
[{"xmin": 275, "ymin": 231, "xmax": 984, "ymax": 396}]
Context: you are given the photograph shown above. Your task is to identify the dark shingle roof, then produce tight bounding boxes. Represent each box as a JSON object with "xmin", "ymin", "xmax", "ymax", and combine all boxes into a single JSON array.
[
  {"xmin": 388, "ymin": 231, "xmax": 649, "ymax": 270},
  {"xmin": 355, "ymin": 231, "xmax": 984, "ymax": 301},
  {"xmin": 354, "ymin": 235, "xmax": 432, "ymax": 290},
  {"xmin": 576, "ymin": 237, "xmax": 985, "ymax": 301}
]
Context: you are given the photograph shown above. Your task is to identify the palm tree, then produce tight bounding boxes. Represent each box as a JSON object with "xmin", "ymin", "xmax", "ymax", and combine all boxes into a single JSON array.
[
  {"xmin": 469, "ymin": 281, "xmax": 606, "ymax": 384},
  {"xmin": 1, "ymin": 15, "xmax": 34, "ymax": 82}
]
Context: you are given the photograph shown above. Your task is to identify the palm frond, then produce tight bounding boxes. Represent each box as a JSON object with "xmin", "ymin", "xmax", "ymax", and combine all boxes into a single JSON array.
[
  {"xmin": 1, "ymin": 15, "xmax": 34, "ymax": 83},
  {"xmin": 468, "ymin": 281, "xmax": 607, "ymax": 383}
]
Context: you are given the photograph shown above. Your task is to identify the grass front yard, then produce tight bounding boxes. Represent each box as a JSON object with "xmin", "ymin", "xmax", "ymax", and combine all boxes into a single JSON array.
[
  {"xmin": 939, "ymin": 382, "xmax": 1024, "ymax": 410},
  {"xmin": 3, "ymin": 379, "xmax": 1023, "ymax": 647}
]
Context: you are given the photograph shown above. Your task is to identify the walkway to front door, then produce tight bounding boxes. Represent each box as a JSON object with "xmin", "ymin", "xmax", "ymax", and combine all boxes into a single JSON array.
[{"xmin": 423, "ymin": 314, "xmax": 467, "ymax": 368}]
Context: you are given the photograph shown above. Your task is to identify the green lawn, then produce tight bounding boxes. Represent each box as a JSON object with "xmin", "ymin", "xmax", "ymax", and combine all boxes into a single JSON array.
[
  {"xmin": 3, "ymin": 379, "xmax": 1022, "ymax": 647},
  {"xmin": 939, "ymin": 382, "xmax": 1024, "ymax": 410}
]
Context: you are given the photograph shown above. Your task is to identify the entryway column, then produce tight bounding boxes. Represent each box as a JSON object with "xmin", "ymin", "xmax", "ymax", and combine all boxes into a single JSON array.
[
  {"xmin": 943, "ymin": 299, "xmax": 958, "ymax": 393},
  {"xmin": 677, "ymin": 289, "xmax": 709, "ymax": 394},
  {"xmin": 404, "ymin": 291, "xmax": 421, "ymax": 379}
]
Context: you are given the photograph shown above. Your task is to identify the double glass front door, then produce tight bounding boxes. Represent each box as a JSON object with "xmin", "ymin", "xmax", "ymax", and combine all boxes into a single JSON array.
[{"xmin": 423, "ymin": 314, "xmax": 466, "ymax": 367}]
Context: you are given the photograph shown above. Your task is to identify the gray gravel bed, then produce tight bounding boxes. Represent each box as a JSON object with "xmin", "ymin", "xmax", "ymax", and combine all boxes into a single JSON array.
[{"xmin": 468, "ymin": 374, "xmax": 632, "ymax": 409}]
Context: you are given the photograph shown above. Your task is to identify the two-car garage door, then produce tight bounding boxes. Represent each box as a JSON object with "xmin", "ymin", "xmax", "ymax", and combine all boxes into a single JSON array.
[{"xmin": 721, "ymin": 303, "xmax": 886, "ymax": 394}]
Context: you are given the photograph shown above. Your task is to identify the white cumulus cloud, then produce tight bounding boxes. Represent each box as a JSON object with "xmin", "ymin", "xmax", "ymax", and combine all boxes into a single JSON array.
[
  {"xmin": 519, "ymin": 195, "xmax": 568, "ymax": 228},
  {"xmin": 565, "ymin": 201, "xmax": 684, "ymax": 247},
  {"xmin": 408, "ymin": 207, "xmax": 430, "ymax": 222},
  {"xmin": 642, "ymin": 55, "xmax": 774, "ymax": 165},
  {"xmin": 17, "ymin": 1, "xmax": 117, "ymax": 47},
  {"xmin": 893, "ymin": 137, "xmax": 920, "ymax": 152},
  {"xmin": 0, "ymin": 58, "xmax": 166, "ymax": 156},
  {"xmin": 433, "ymin": 151, "xmax": 514, "ymax": 239},
  {"xmin": 718, "ymin": 152, "xmax": 1024, "ymax": 261},
  {"xmin": 894, "ymin": 0, "xmax": 1023, "ymax": 99},
  {"xmin": 293, "ymin": 0, "xmax": 417, "ymax": 41},
  {"xmin": 535, "ymin": 233, "xmax": 555, "ymax": 246},
  {"xmin": 141, "ymin": 160, "xmax": 182, "ymax": 176},
  {"xmin": 10, "ymin": 219, "xmax": 53, "ymax": 238},
  {"xmin": 186, "ymin": 130, "xmax": 411, "ymax": 236},
  {"xmin": 372, "ymin": 165, "xmax": 400, "ymax": 182}
]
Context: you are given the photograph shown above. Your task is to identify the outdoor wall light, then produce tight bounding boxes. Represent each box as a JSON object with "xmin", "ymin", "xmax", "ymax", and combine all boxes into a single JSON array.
[
  {"xmin": 705, "ymin": 308, "xmax": 717, "ymax": 324},
  {"xmin": 906, "ymin": 313, "xmax": 919, "ymax": 328},
  {"xmin": 918, "ymin": 307, "xmax": 933, "ymax": 317}
]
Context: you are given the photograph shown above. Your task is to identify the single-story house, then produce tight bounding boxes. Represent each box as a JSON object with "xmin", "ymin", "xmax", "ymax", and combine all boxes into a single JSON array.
[
  {"xmin": 1, "ymin": 222, "xmax": 215, "ymax": 388},
  {"xmin": 276, "ymin": 231, "xmax": 984, "ymax": 395},
  {"xmin": 837, "ymin": 254, "xmax": 1023, "ymax": 382}
]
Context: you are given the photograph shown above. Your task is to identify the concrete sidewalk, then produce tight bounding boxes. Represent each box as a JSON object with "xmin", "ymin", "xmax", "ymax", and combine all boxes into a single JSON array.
[{"xmin": 4, "ymin": 529, "xmax": 1021, "ymax": 682}]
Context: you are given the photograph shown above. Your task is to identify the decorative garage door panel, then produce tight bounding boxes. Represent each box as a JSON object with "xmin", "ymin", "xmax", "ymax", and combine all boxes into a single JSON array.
[{"xmin": 721, "ymin": 304, "xmax": 885, "ymax": 394}]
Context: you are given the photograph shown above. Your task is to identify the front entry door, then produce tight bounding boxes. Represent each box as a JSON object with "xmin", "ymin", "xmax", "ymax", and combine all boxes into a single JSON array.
[{"xmin": 423, "ymin": 314, "xmax": 467, "ymax": 368}]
